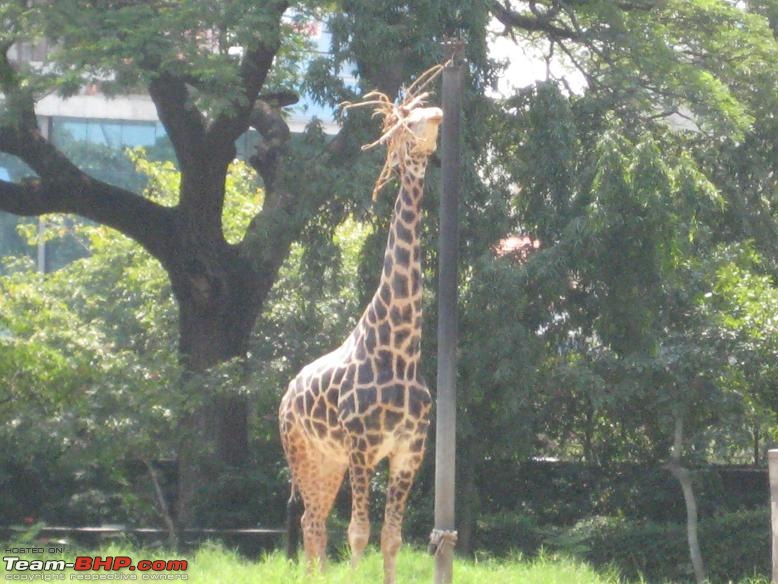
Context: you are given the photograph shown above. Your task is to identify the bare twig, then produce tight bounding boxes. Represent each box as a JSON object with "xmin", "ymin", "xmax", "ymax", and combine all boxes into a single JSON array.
[
  {"xmin": 143, "ymin": 458, "xmax": 178, "ymax": 549},
  {"xmin": 554, "ymin": 39, "xmax": 600, "ymax": 91}
]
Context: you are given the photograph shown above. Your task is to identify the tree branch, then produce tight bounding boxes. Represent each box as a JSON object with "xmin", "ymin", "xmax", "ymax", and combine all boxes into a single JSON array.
[
  {"xmin": 147, "ymin": 72, "xmax": 229, "ymax": 237},
  {"xmin": 206, "ymin": 43, "xmax": 282, "ymax": 156},
  {"xmin": 530, "ymin": 0, "xmax": 561, "ymax": 22},
  {"xmin": 238, "ymin": 103, "xmax": 362, "ymax": 306},
  {"xmin": 0, "ymin": 42, "xmax": 38, "ymax": 130},
  {"xmin": 206, "ymin": 2, "xmax": 288, "ymax": 157},
  {"xmin": 490, "ymin": 1, "xmax": 579, "ymax": 40},
  {"xmin": 0, "ymin": 176, "xmax": 175, "ymax": 261},
  {"xmin": 554, "ymin": 39, "xmax": 599, "ymax": 90},
  {"xmin": 247, "ymin": 99, "xmax": 291, "ymax": 193},
  {"xmin": 147, "ymin": 72, "xmax": 208, "ymax": 173},
  {"xmin": 490, "ymin": 0, "xmax": 662, "ymax": 42},
  {"xmin": 142, "ymin": 458, "xmax": 178, "ymax": 549},
  {"xmin": 1, "ymin": 40, "xmax": 176, "ymax": 262},
  {"xmin": 558, "ymin": 0, "xmax": 660, "ymax": 11}
]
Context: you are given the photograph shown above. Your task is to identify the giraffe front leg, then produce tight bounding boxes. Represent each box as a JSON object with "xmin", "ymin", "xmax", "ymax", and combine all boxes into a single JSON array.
[
  {"xmin": 381, "ymin": 447, "xmax": 425, "ymax": 584},
  {"xmin": 348, "ymin": 451, "xmax": 374, "ymax": 567}
]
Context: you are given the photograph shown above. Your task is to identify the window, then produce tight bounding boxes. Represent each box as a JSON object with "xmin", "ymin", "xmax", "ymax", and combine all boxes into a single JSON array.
[{"xmin": 120, "ymin": 123, "xmax": 158, "ymax": 147}]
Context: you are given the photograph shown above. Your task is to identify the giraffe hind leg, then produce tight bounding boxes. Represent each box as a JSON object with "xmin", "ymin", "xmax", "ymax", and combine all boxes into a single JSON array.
[{"xmin": 283, "ymin": 425, "xmax": 346, "ymax": 571}]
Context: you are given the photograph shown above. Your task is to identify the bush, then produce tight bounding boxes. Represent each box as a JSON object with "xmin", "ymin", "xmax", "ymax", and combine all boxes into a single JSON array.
[
  {"xmin": 700, "ymin": 510, "xmax": 770, "ymax": 583},
  {"xmin": 474, "ymin": 513, "xmax": 547, "ymax": 557},
  {"xmin": 549, "ymin": 515, "xmax": 689, "ymax": 582},
  {"xmin": 547, "ymin": 509, "xmax": 769, "ymax": 583},
  {"xmin": 477, "ymin": 460, "xmax": 767, "ymax": 525}
]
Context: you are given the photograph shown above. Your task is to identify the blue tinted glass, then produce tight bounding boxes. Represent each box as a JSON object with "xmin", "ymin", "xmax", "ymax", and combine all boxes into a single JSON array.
[
  {"xmin": 85, "ymin": 121, "xmax": 107, "ymax": 145},
  {"xmin": 244, "ymin": 129, "xmax": 260, "ymax": 155},
  {"xmin": 295, "ymin": 97, "xmax": 334, "ymax": 122},
  {"xmin": 121, "ymin": 123, "xmax": 157, "ymax": 147},
  {"xmin": 97, "ymin": 121, "xmax": 123, "ymax": 148},
  {"xmin": 0, "ymin": 153, "xmax": 37, "ymax": 180},
  {"xmin": 54, "ymin": 119, "xmax": 88, "ymax": 144}
]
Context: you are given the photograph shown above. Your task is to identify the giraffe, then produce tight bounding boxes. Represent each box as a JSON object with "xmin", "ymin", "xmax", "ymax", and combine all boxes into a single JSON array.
[{"xmin": 278, "ymin": 83, "xmax": 443, "ymax": 584}]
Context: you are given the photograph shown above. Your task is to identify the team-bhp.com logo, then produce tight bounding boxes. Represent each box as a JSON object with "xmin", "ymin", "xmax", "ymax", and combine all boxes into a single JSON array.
[{"xmin": 3, "ymin": 554, "xmax": 188, "ymax": 581}]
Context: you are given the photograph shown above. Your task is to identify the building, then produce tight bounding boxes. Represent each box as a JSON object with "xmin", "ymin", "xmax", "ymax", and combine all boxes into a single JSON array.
[
  {"xmin": 0, "ymin": 20, "xmax": 353, "ymax": 268},
  {"xmin": 1, "ymin": 20, "xmax": 350, "ymax": 185}
]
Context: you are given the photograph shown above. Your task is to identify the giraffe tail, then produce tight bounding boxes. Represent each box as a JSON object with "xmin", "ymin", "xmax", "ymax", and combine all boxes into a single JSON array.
[{"xmin": 285, "ymin": 480, "xmax": 303, "ymax": 559}]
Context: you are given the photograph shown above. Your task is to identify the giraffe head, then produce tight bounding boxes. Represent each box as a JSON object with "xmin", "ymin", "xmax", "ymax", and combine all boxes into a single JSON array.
[
  {"xmin": 342, "ymin": 61, "xmax": 448, "ymax": 200},
  {"xmin": 395, "ymin": 105, "xmax": 444, "ymax": 159},
  {"xmin": 345, "ymin": 95, "xmax": 443, "ymax": 200}
]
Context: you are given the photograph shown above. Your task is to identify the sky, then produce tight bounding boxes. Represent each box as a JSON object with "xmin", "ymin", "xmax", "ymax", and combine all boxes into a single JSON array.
[
  {"xmin": 487, "ymin": 21, "xmax": 588, "ymax": 97},
  {"xmin": 293, "ymin": 21, "xmax": 588, "ymax": 131}
]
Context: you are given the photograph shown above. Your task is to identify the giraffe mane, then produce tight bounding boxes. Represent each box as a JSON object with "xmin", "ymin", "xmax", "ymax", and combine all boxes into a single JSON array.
[{"xmin": 341, "ymin": 60, "xmax": 449, "ymax": 201}]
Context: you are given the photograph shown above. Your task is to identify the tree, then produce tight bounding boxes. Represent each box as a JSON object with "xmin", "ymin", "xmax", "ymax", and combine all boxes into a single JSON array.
[
  {"xmin": 0, "ymin": 0, "xmax": 382, "ymax": 527},
  {"xmin": 0, "ymin": 153, "xmax": 247, "ymax": 537},
  {"xmin": 0, "ymin": 151, "xmax": 371, "ymax": 536},
  {"xmin": 479, "ymin": 5, "xmax": 777, "ymax": 557}
]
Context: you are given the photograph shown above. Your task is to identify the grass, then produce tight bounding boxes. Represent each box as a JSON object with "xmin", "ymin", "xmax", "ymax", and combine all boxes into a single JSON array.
[
  {"xmin": 189, "ymin": 545, "xmax": 622, "ymax": 583},
  {"xmin": 4, "ymin": 542, "xmax": 619, "ymax": 583},
  {"xmin": 3, "ymin": 542, "xmax": 770, "ymax": 583}
]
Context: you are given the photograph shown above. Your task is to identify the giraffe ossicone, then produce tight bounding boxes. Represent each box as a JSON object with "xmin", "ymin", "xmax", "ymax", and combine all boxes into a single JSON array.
[{"xmin": 278, "ymin": 74, "xmax": 444, "ymax": 584}]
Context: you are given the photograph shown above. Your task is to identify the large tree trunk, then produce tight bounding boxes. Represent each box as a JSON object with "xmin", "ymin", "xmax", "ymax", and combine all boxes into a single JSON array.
[
  {"xmin": 167, "ymin": 230, "xmax": 264, "ymax": 530},
  {"xmin": 162, "ymin": 202, "xmax": 296, "ymax": 533}
]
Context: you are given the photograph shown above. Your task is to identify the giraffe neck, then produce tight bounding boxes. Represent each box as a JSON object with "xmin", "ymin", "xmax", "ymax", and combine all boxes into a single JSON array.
[{"xmin": 358, "ymin": 157, "xmax": 428, "ymax": 362}]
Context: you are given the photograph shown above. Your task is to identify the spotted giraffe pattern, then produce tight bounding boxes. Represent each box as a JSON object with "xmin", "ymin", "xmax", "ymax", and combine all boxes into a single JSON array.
[{"xmin": 278, "ymin": 106, "xmax": 442, "ymax": 584}]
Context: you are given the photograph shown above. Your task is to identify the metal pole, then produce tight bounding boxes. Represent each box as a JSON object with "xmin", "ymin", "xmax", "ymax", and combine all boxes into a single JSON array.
[
  {"xmin": 769, "ymin": 449, "xmax": 778, "ymax": 583},
  {"xmin": 37, "ymin": 116, "xmax": 52, "ymax": 274},
  {"xmin": 37, "ymin": 218, "xmax": 46, "ymax": 274},
  {"xmin": 433, "ymin": 44, "xmax": 464, "ymax": 584}
]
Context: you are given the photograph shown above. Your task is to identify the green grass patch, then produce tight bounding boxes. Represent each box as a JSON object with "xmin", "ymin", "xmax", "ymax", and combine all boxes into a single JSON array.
[
  {"xmin": 188, "ymin": 546, "xmax": 622, "ymax": 583},
  {"xmin": 3, "ymin": 542, "xmax": 770, "ymax": 583},
  {"xmin": 3, "ymin": 542, "xmax": 619, "ymax": 583}
]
